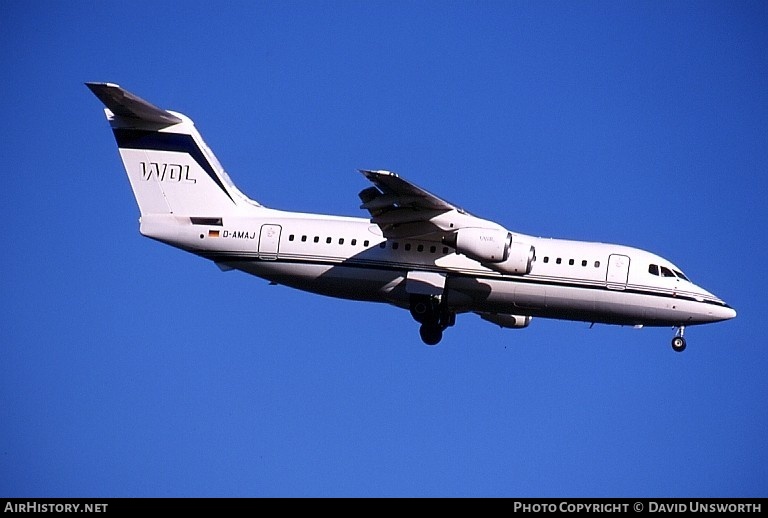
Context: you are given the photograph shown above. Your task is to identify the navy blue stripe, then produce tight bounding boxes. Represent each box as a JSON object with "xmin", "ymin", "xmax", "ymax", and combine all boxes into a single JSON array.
[{"xmin": 113, "ymin": 129, "xmax": 235, "ymax": 204}]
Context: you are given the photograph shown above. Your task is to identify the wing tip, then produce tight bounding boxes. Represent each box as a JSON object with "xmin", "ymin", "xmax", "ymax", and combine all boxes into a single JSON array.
[
  {"xmin": 85, "ymin": 81, "xmax": 120, "ymax": 88},
  {"xmin": 358, "ymin": 169, "xmax": 399, "ymax": 178}
]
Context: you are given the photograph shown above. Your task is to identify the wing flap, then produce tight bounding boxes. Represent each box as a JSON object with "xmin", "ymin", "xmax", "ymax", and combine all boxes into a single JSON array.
[{"xmin": 370, "ymin": 208, "xmax": 447, "ymax": 227}]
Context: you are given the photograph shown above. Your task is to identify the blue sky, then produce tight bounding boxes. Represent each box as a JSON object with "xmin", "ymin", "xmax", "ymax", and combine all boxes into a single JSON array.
[{"xmin": 1, "ymin": 0, "xmax": 766, "ymax": 497}]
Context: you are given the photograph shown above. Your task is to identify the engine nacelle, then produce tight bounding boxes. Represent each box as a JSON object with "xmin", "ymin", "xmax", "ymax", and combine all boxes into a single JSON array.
[
  {"xmin": 452, "ymin": 227, "xmax": 512, "ymax": 263},
  {"xmin": 478, "ymin": 312, "xmax": 532, "ymax": 329},
  {"xmin": 488, "ymin": 241, "xmax": 535, "ymax": 275},
  {"xmin": 448, "ymin": 227, "xmax": 535, "ymax": 275}
]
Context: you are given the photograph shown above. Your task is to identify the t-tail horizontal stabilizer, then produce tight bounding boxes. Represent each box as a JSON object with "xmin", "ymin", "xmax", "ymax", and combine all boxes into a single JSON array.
[{"xmin": 85, "ymin": 82, "xmax": 182, "ymax": 125}]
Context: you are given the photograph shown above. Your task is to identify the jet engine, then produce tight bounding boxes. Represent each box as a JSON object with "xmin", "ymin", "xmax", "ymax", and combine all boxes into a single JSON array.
[
  {"xmin": 478, "ymin": 312, "xmax": 533, "ymax": 329},
  {"xmin": 448, "ymin": 228, "xmax": 535, "ymax": 275},
  {"xmin": 451, "ymin": 227, "xmax": 511, "ymax": 263},
  {"xmin": 492, "ymin": 240, "xmax": 535, "ymax": 275}
]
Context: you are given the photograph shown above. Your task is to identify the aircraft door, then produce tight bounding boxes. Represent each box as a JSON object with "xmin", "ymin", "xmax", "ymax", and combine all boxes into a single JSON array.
[
  {"xmin": 258, "ymin": 224, "xmax": 281, "ymax": 260},
  {"xmin": 606, "ymin": 254, "xmax": 630, "ymax": 290}
]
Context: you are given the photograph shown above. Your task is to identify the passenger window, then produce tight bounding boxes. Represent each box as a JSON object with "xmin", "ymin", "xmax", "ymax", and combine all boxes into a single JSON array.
[
  {"xmin": 392, "ymin": 242, "xmax": 399, "ymax": 250},
  {"xmin": 594, "ymin": 261, "xmax": 600, "ymax": 268},
  {"xmin": 404, "ymin": 243, "xmax": 411, "ymax": 251},
  {"xmin": 289, "ymin": 235, "xmax": 295, "ymax": 241},
  {"xmin": 443, "ymin": 247, "xmax": 449, "ymax": 254},
  {"xmin": 582, "ymin": 260, "xmax": 587, "ymax": 267},
  {"xmin": 556, "ymin": 258, "xmax": 562, "ymax": 264},
  {"xmin": 301, "ymin": 235, "xmax": 307, "ymax": 242},
  {"xmin": 339, "ymin": 238, "xmax": 344, "ymax": 245},
  {"xmin": 430, "ymin": 246, "xmax": 436, "ymax": 253},
  {"xmin": 648, "ymin": 264, "xmax": 659, "ymax": 276},
  {"xmin": 364, "ymin": 240, "xmax": 370, "ymax": 247},
  {"xmin": 379, "ymin": 242, "xmax": 386, "ymax": 249},
  {"xmin": 326, "ymin": 237, "xmax": 332, "ymax": 244},
  {"xmin": 568, "ymin": 259, "xmax": 574, "ymax": 266},
  {"xmin": 417, "ymin": 244, "xmax": 424, "ymax": 252},
  {"xmin": 351, "ymin": 239, "xmax": 357, "ymax": 246},
  {"xmin": 314, "ymin": 236, "xmax": 319, "ymax": 243},
  {"xmin": 543, "ymin": 257, "xmax": 549, "ymax": 263}
]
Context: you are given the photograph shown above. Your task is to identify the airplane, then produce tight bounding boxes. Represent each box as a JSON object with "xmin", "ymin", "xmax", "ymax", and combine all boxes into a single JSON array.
[{"xmin": 86, "ymin": 82, "xmax": 736, "ymax": 352}]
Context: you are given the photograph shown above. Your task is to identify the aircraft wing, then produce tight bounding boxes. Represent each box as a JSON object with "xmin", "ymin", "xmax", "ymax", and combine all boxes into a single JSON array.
[
  {"xmin": 359, "ymin": 169, "xmax": 459, "ymax": 213},
  {"xmin": 358, "ymin": 169, "xmax": 504, "ymax": 239}
]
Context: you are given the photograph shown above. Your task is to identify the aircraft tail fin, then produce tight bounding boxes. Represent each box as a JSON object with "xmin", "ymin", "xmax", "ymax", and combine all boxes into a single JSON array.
[{"xmin": 86, "ymin": 82, "xmax": 261, "ymax": 217}]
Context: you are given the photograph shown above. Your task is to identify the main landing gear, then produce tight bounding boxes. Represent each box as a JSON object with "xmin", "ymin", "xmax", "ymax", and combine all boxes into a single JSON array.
[
  {"xmin": 409, "ymin": 295, "xmax": 456, "ymax": 346},
  {"xmin": 671, "ymin": 326, "xmax": 686, "ymax": 352}
]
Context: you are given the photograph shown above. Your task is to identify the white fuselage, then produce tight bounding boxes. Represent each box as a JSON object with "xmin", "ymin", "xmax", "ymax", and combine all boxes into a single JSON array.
[
  {"xmin": 139, "ymin": 210, "xmax": 735, "ymax": 328},
  {"xmin": 87, "ymin": 81, "xmax": 736, "ymax": 349}
]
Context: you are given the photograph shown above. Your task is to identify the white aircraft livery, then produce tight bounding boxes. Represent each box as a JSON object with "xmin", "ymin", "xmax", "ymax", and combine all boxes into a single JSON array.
[{"xmin": 87, "ymin": 82, "xmax": 736, "ymax": 351}]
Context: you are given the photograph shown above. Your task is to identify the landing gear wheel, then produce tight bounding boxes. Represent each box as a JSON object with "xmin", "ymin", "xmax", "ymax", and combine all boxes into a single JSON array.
[
  {"xmin": 419, "ymin": 324, "xmax": 443, "ymax": 346},
  {"xmin": 671, "ymin": 336, "xmax": 687, "ymax": 352},
  {"xmin": 410, "ymin": 301, "xmax": 431, "ymax": 324},
  {"xmin": 409, "ymin": 294, "xmax": 454, "ymax": 346}
]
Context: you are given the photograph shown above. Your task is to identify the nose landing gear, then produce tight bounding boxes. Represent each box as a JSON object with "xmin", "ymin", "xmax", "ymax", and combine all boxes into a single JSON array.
[
  {"xmin": 671, "ymin": 326, "xmax": 686, "ymax": 352},
  {"xmin": 410, "ymin": 295, "xmax": 455, "ymax": 346}
]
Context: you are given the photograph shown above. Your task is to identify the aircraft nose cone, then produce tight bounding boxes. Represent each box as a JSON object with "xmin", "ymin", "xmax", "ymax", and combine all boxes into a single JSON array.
[{"xmin": 710, "ymin": 304, "xmax": 736, "ymax": 322}]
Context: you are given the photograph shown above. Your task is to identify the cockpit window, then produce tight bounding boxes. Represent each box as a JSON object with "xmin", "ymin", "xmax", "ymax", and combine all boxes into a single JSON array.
[
  {"xmin": 649, "ymin": 263, "xmax": 690, "ymax": 281},
  {"xmin": 660, "ymin": 266, "xmax": 675, "ymax": 278}
]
